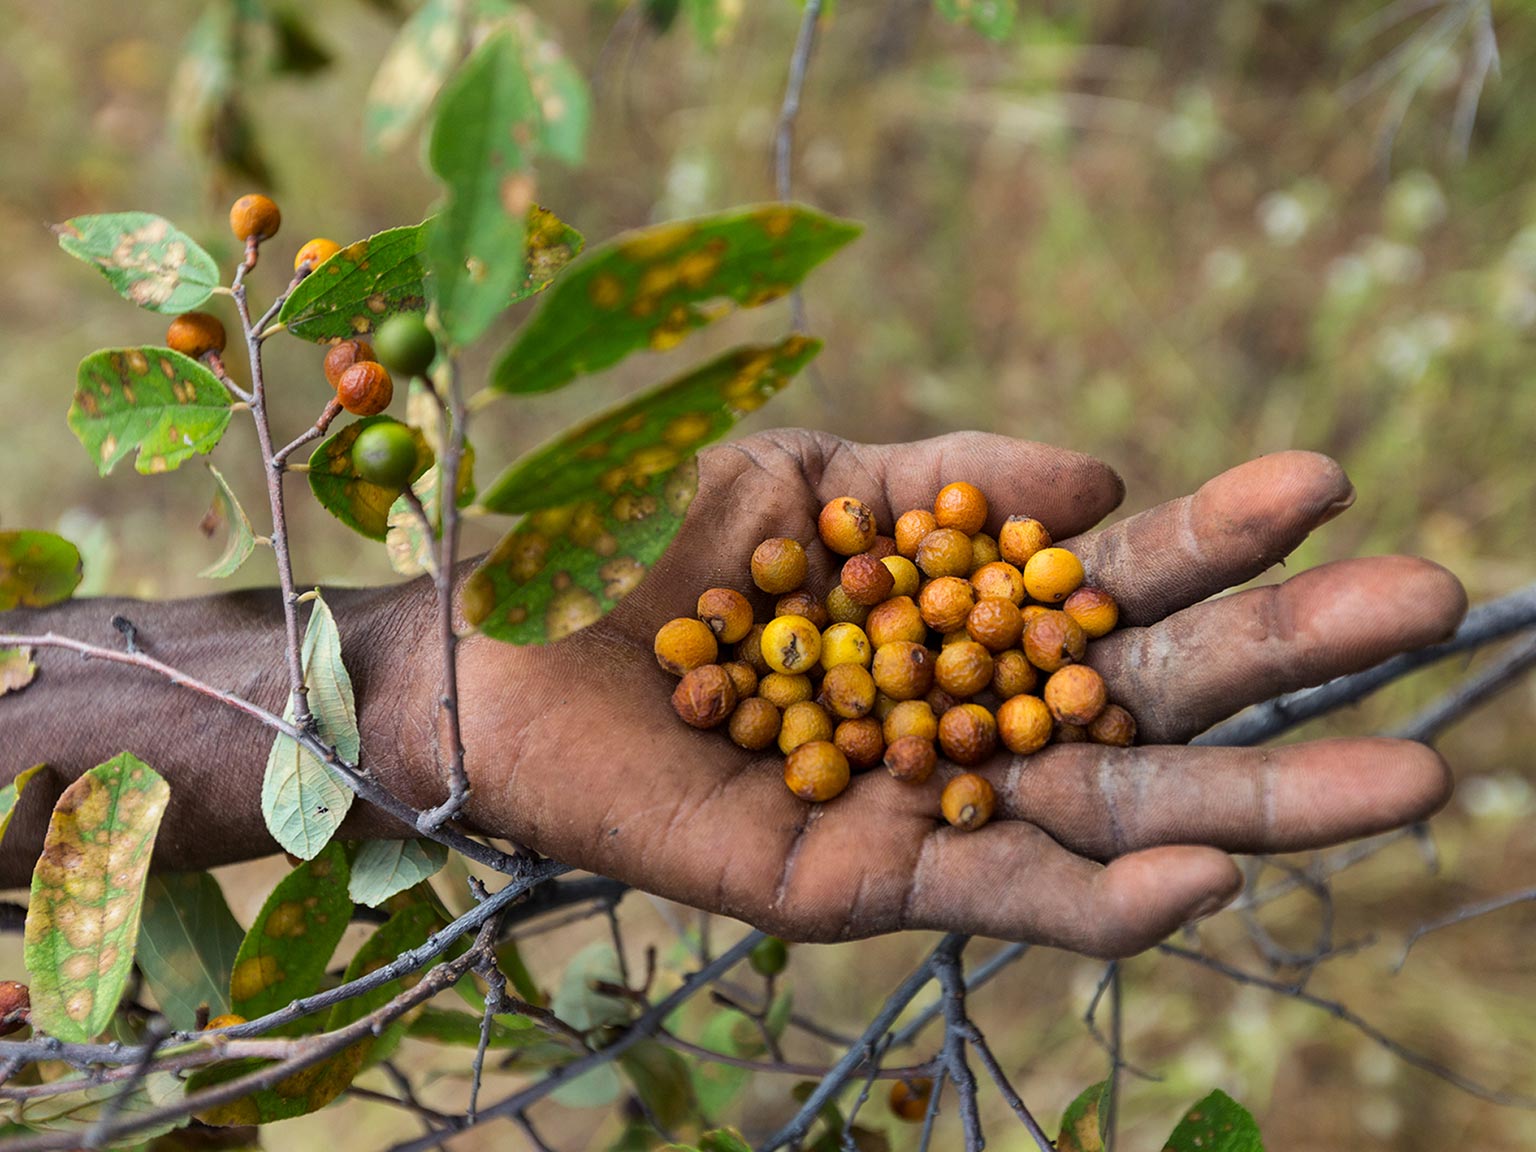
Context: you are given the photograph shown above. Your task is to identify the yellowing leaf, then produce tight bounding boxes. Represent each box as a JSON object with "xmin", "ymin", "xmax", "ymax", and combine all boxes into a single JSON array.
[
  {"xmin": 0, "ymin": 764, "xmax": 45, "ymax": 846},
  {"xmin": 308, "ymin": 417, "xmax": 435, "ymax": 542},
  {"xmin": 0, "ymin": 531, "xmax": 82, "ymax": 611},
  {"xmin": 69, "ymin": 348, "xmax": 233, "ymax": 476},
  {"xmin": 0, "ymin": 648, "xmax": 37, "ymax": 697},
  {"xmin": 54, "ymin": 212, "xmax": 219, "ymax": 314}
]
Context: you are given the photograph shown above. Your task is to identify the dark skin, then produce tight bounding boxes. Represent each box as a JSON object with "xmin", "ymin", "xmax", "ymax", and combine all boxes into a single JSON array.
[{"xmin": 0, "ymin": 431, "xmax": 1468, "ymax": 958}]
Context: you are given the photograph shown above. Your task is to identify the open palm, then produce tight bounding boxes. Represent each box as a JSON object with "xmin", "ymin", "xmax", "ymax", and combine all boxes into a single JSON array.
[{"xmin": 448, "ymin": 430, "xmax": 1465, "ymax": 958}]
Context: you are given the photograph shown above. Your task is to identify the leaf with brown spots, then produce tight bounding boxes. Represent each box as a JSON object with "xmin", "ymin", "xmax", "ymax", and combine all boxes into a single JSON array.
[
  {"xmin": 54, "ymin": 212, "xmax": 220, "ymax": 314},
  {"xmin": 363, "ymin": 0, "xmax": 471, "ymax": 155},
  {"xmin": 308, "ymin": 417, "xmax": 434, "ymax": 541},
  {"xmin": 1057, "ymin": 1080, "xmax": 1108, "ymax": 1152},
  {"xmin": 478, "ymin": 336, "xmax": 820, "ymax": 514},
  {"xmin": 0, "ymin": 765, "xmax": 44, "ymax": 846},
  {"xmin": 0, "ymin": 531, "xmax": 82, "ymax": 612},
  {"xmin": 0, "ymin": 648, "xmax": 35, "ymax": 697},
  {"xmin": 1163, "ymin": 1090, "xmax": 1264, "ymax": 1152},
  {"xmin": 275, "ymin": 208, "xmax": 581, "ymax": 343},
  {"xmin": 488, "ymin": 203, "xmax": 859, "ymax": 395},
  {"xmin": 478, "ymin": 2, "xmax": 591, "ymax": 164},
  {"xmin": 23, "ymin": 753, "xmax": 170, "ymax": 1043},
  {"xmin": 198, "ymin": 463, "xmax": 258, "ymax": 579},
  {"xmin": 228, "ymin": 841, "xmax": 352, "ymax": 1023},
  {"xmin": 69, "ymin": 348, "xmax": 233, "ymax": 476}
]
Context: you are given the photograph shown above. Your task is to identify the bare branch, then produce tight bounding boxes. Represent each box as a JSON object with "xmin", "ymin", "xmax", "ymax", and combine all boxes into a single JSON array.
[{"xmin": 1397, "ymin": 886, "xmax": 1536, "ymax": 969}]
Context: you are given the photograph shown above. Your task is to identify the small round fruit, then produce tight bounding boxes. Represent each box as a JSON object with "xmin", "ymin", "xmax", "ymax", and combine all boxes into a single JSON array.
[
  {"xmin": 1044, "ymin": 664, "xmax": 1108, "ymax": 726},
  {"xmin": 822, "ymin": 663, "xmax": 877, "ymax": 719},
  {"xmin": 165, "ymin": 311, "xmax": 226, "ymax": 359},
  {"xmin": 915, "ymin": 528, "xmax": 973, "ymax": 579},
  {"xmin": 818, "ymin": 496, "xmax": 878, "ymax": 555},
  {"xmin": 969, "ymin": 532, "xmax": 1001, "ymax": 572},
  {"xmin": 202, "ymin": 1012, "xmax": 248, "ymax": 1031},
  {"xmin": 784, "ymin": 740, "xmax": 850, "ymax": 802},
  {"xmin": 866, "ymin": 535, "xmax": 898, "ymax": 561},
  {"xmin": 890, "ymin": 1078, "xmax": 935, "ymax": 1122},
  {"xmin": 729, "ymin": 697, "xmax": 781, "ymax": 750},
  {"xmin": 925, "ymin": 686, "xmax": 962, "ymax": 715},
  {"xmin": 938, "ymin": 703, "xmax": 998, "ymax": 766},
  {"xmin": 835, "ymin": 716, "xmax": 886, "ymax": 769},
  {"xmin": 751, "ymin": 537, "xmax": 808, "ymax": 594},
  {"xmin": 777, "ymin": 589, "xmax": 830, "ymax": 630},
  {"xmin": 1088, "ymin": 703, "xmax": 1138, "ymax": 747},
  {"xmin": 865, "ymin": 596, "xmax": 926, "ymax": 648},
  {"xmin": 941, "ymin": 773, "xmax": 996, "ymax": 830},
  {"xmin": 971, "ymin": 560, "xmax": 1025, "ymax": 605},
  {"xmin": 1056, "ymin": 722, "xmax": 1089, "ymax": 743},
  {"xmin": 881, "ymin": 555, "xmax": 921, "ymax": 598},
  {"xmin": 294, "ymin": 237, "xmax": 340, "ymax": 272},
  {"xmin": 779, "ymin": 700, "xmax": 834, "ymax": 754},
  {"xmin": 918, "ymin": 577, "xmax": 976, "ymax": 633},
  {"xmin": 998, "ymin": 515, "xmax": 1052, "ymax": 567},
  {"xmin": 841, "ymin": 553, "xmax": 896, "ymax": 606},
  {"xmin": 720, "ymin": 661, "xmax": 759, "ymax": 700},
  {"xmin": 750, "ymin": 936, "xmax": 790, "ymax": 977},
  {"xmin": 895, "ymin": 509, "xmax": 938, "ymax": 558},
  {"xmin": 884, "ymin": 734, "xmax": 937, "ymax": 784},
  {"xmin": 1023, "ymin": 547, "xmax": 1086, "ymax": 604},
  {"xmin": 761, "ymin": 615, "xmax": 822, "ymax": 675},
  {"xmin": 350, "ymin": 420, "xmax": 420, "ymax": 490},
  {"xmin": 229, "ymin": 192, "xmax": 280, "ymax": 241},
  {"xmin": 991, "ymin": 650, "xmax": 1038, "ymax": 699},
  {"xmin": 736, "ymin": 624, "xmax": 771, "ymax": 677},
  {"xmin": 0, "ymin": 982, "xmax": 30, "ymax": 1037},
  {"xmin": 337, "ymin": 361, "xmax": 395, "ymax": 416},
  {"xmin": 934, "ymin": 481, "xmax": 988, "ymax": 534},
  {"xmin": 997, "ymin": 694, "xmax": 1053, "ymax": 754},
  {"xmin": 821, "ymin": 622, "xmax": 872, "ymax": 670},
  {"xmin": 870, "ymin": 640, "xmax": 934, "ymax": 701},
  {"xmin": 966, "ymin": 597, "xmax": 1024, "ymax": 652},
  {"xmin": 1022, "ymin": 610, "xmax": 1087, "ymax": 673},
  {"xmin": 672, "ymin": 665, "xmax": 738, "ymax": 729},
  {"xmin": 883, "ymin": 699, "xmax": 937, "ymax": 744},
  {"xmin": 373, "ymin": 313, "xmax": 437, "ymax": 377},
  {"xmin": 759, "ymin": 672, "xmax": 814, "ymax": 709},
  {"xmin": 324, "ymin": 339, "xmax": 376, "ymax": 388},
  {"xmin": 1064, "ymin": 586, "xmax": 1120, "ymax": 639},
  {"xmin": 934, "ymin": 640, "xmax": 994, "ymax": 699},
  {"xmin": 654, "ymin": 617, "xmax": 719, "ymax": 675},
  {"xmin": 825, "ymin": 585, "xmax": 870, "ymax": 626},
  {"xmin": 697, "ymin": 587, "xmax": 754, "ymax": 644}
]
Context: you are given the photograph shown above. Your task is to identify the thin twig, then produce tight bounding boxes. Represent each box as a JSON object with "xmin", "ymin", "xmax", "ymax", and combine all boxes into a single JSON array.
[
  {"xmin": 932, "ymin": 936, "xmax": 984, "ymax": 1152},
  {"xmin": 889, "ymin": 943, "xmax": 1030, "ymax": 1048},
  {"xmin": 272, "ymin": 398, "xmax": 344, "ymax": 468},
  {"xmin": 1397, "ymin": 886, "xmax": 1536, "ymax": 969},
  {"xmin": 1391, "ymin": 630, "xmax": 1536, "ymax": 743}
]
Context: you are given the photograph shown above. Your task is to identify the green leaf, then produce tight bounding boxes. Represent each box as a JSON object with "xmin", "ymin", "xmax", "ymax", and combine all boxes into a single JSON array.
[
  {"xmin": 228, "ymin": 841, "xmax": 351, "ymax": 1022},
  {"xmin": 261, "ymin": 592, "xmax": 360, "ymax": 859},
  {"xmin": 697, "ymin": 1131, "xmax": 753, "ymax": 1152},
  {"xmin": 135, "ymin": 873, "xmax": 245, "ymax": 1031},
  {"xmin": 276, "ymin": 209, "xmax": 583, "ymax": 343},
  {"xmin": 691, "ymin": 1010, "xmax": 750, "ymax": 1120},
  {"xmin": 1164, "ymin": 1090, "xmax": 1264, "ymax": 1152},
  {"xmin": 553, "ymin": 941, "xmax": 632, "ymax": 1032},
  {"xmin": 0, "ymin": 648, "xmax": 36, "ymax": 697},
  {"xmin": 426, "ymin": 27, "xmax": 537, "ymax": 347},
  {"xmin": 682, "ymin": 0, "xmax": 742, "ymax": 48},
  {"xmin": 308, "ymin": 416, "xmax": 435, "ymax": 541},
  {"xmin": 407, "ymin": 1005, "xmax": 536, "ymax": 1047},
  {"xmin": 364, "ymin": 0, "xmax": 469, "ymax": 155},
  {"xmin": 480, "ymin": 336, "xmax": 819, "ymax": 514},
  {"xmin": 24, "ymin": 753, "xmax": 170, "ymax": 1042},
  {"xmin": 69, "ymin": 348, "xmax": 233, "ymax": 476},
  {"xmin": 1057, "ymin": 1080, "xmax": 1109, "ymax": 1152},
  {"xmin": 268, "ymin": 5, "xmax": 334, "ymax": 75},
  {"xmin": 0, "ymin": 531, "xmax": 83, "ymax": 611},
  {"xmin": 199, "ymin": 464, "xmax": 258, "ymax": 579},
  {"xmin": 0, "ymin": 765, "xmax": 44, "ymax": 846},
  {"xmin": 348, "ymin": 838, "xmax": 450, "ymax": 907},
  {"xmin": 489, "ymin": 204, "xmax": 859, "ymax": 394},
  {"xmin": 484, "ymin": 3, "xmax": 591, "ymax": 164},
  {"xmin": 54, "ymin": 212, "xmax": 220, "ymax": 313},
  {"xmin": 935, "ymin": 0, "xmax": 1017, "ymax": 39},
  {"xmin": 620, "ymin": 1040, "xmax": 699, "ymax": 1135},
  {"xmin": 0, "ymin": 1072, "xmax": 184, "ymax": 1140}
]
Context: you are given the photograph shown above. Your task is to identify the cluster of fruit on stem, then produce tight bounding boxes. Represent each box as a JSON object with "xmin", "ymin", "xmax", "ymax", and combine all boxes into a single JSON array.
[{"xmin": 653, "ymin": 483, "xmax": 1136, "ymax": 832}]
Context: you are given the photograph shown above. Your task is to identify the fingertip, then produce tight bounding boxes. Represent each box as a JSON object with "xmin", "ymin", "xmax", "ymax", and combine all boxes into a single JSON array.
[
  {"xmin": 1088, "ymin": 846, "xmax": 1241, "ymax": 957},
  {"xmin": 1403, "ymin": 557, "xmax": 1469, "ymax": 642},
  {"xmin": 1366, "ymin": 737, "xmax": 1455, "ymax": 824}
]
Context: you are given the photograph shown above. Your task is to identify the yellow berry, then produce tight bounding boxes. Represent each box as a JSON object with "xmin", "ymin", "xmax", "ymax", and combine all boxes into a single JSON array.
[
  {"xmin": 998, "ymin": 516, "xmax": 1052, "ymax": 568},
  {"xmin": 821, "ymin": 622, "xmax": 873, "ymax": 670},
  {"xmin": 761, "ymin": 615, "xmax": 822, "ymax": 675},
  {"xmin": 969, "ymin": 532, "xmax": 1001, "ymax": 572},
  {"xmin": 654, "ymin": 617, "xmax": 718, "ymax": 676},
  {"xmin": 1023, "ymin": 547, "xmax": 1086, "ymax": 604},
  {"xmin": 783, "ymin": 740, "xmax": 850, "ymax": 802},
  {"xmin": 752, "ymin": 537, "xmax": 808, "ymax": 594},
  {"xmin": 779, "ymin": 701, "xmax": 835, "ymax": 755},
  {"xmin": 941, "ymin": 772, "xmax": 996, "ymax": 830},
  {"xmin": 915, "ymin": 528, "xmax": 973, "ymax": 579},
  {"xmin": 883, "ymin": 699, "xmax": 938, "ymax": 744},
  {"xmin": 759, "ymin": 672, "xmax": 814, "ymax": 709},
  {"xmin": 294, "ymin": 237, "xmax": 341, "ymax": 272},
  {"xmin": 881, "ymin": 555, "xmax": 921, "ymax": 598}
]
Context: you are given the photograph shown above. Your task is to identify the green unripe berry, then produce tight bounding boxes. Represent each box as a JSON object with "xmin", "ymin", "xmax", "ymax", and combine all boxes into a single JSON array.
[
  {"xmin": 351, "ymin": 421, "xmax": 419, "ymax": 489},
  {"xmin": 749, "ymin": 936, "xmax": 789, "ymax": 977},
  {"xmin": 373, "ymin": 313, "xmax": 437, "ymax": 377}
]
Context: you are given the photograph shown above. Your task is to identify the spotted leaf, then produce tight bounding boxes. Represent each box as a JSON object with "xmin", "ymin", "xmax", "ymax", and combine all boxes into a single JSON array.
[
  {"xmin": 0, "ymin": 648, "xmax": 36, "ymax": 697},
  {"xmin": 69, "ymin": 348, "xmax": 233, "ymax": 476},
  {"xmin": 54, "ymin": 212, "xmax": 220, "ymax": 314},
  {"xmin": 276, "ymin": 208, "xmax": 581, "ymax": 343},
  {"xmin": 479, "ymin": 336, "xmax": 819, "ymax": 514},
  {"xmin": 308, "ymin": 417, "xmax": 434, "ymax": 541},
  {"xmin": 136, "ymin": 872, "xmax": 245, "ymax": 1031},
  {"xmin": 427, "ymin": 27, "xmax": 537, "ymax": 348},
  {"xmin": 363, "ymin": 0, "xmax": 470, "ymax": 155},
  {"xmin": 261, "ymin": 592, "xmax": 360, "ymax": 859},
  {"xmin": 23, "ymin": 753, "xmax": 170, "ymax": 1043},
  {"xmin": 1164, "ymin": 1090, "xmax": 1264, "ymax": 1152},
  {"xmin": 489, "ymin": 204, "xmax": 859, "ymax": 395},
  {"xmin": 478, "ymin": 2, "xmax": 591, "ymax": 164},
  {"xmin": 348, "ymin": 838, "xmax": 450, "ymax": 907},
  {"xmin": 0, "ymin": 765, "xmax": 45, "ymax": 846},
  {"xmin": 228, "ymin": 841, "xmax": 352, "ymax": 1022},
  {"xmin": 199, "ymin": 463, "xmax": 258, "ymax": 579},
  {"xmin": 936, "ymin": 0, "xmax": 1017, "ymax": 39},
  {"xmin": 1057, "ymin": 1080, "xmax": 1108, "ymax": 1152},
  {"xmin": 0, "ymin": 531, "xmax": 82, "ymax": 612}
]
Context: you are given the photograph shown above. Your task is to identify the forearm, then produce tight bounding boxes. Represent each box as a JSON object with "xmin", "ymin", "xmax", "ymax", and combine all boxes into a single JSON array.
[{"xmin": 0, "ymin": 581, "xmax": 438, "ymax": 887}]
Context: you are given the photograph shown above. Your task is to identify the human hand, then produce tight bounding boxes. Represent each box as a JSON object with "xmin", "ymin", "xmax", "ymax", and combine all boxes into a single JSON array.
[{"xmin": 444, "ymin": 431, "xmax": 1465, "ymax": 957}]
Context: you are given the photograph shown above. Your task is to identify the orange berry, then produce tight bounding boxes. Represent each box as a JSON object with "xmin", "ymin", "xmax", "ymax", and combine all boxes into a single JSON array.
[
  {"xmin": 698, "ymin": 587, "xmax": 754, "ymax": 643},
  {"xmin": 866, "ymin": 596, "xmax": 926, "ymax": 648},
  {"xmin": 294, "ymin": 237, "xmax": 341, "ymax": 272},
  {"xmin": 729, "ymin": 697, "xmax": 781, "ymax": 751},
  {"xmin": 779, "ymin": 700, "xmax": 834, "ymax": 754},
  {"xmin": 835, "ymin": 716, "xmax": 886, "ymax": 769},
  {"xmin": 654, "ymin": 617, "xmax": 719, "ymax": 676},
  {"xmin": 1088, "ymin": 703, "xmax": 1138, "ymax": 747},
  {"xmin": 918, "ymin": 576, "xmax": 975, "ymax": 633},
  {"xmin": 841, "ymin": 553, "xmax": 896, "ymax": 606},
  {"xmin": 890, "ymin": 1077, "xmax": 935, "ymax": 1122},
  {"xmin": 818, "ymin": 496, "xmax": 878, "ymax": 555},
  {"xmin": 884, "ymin": 735, "xmax": 937, "ymax": 784},
  {"xmin": 997, "ymin": 694, "xmax": 1053, "ymax": 755},
  {"xmin": 941, "ymin": 772, "xmax": 996, "ymax": 830},
  {"xmin": 1023, "ymin": 547, "xmax": 1086, "ymax": 604},
  {"xmin": 337, "ymin": 361, "xmax": 394, "ymax": 416},
  {"xmin": 759, "ymin": 672, "xmax": 814, "ymax": 709},
  {"xmin": 0, "ymin": 982, "xmax": 30, "ymax": 1037},
  {"xmin": 202, "ymin": 1013, "xmax": 247, "ymax": 1031},
  {"xmin": 751, "ymin": 537, "xmax": 808, "ymax": 594},
  {"xmin": 938, "ymin": 703, "xmax": 998, "ymax": 766},
  {"xmin": 895, "ymin": 509, "xmax": 939, "ymax": 558},
  {"xmin": 229, "ymin": 193, "xmax": 281, "ymax": 242},
  {"xmin": 1063, "ymin": 586, "xmax": 1120, "ymax": 639},
  {"xmin": 165, "ymin": 311, "xmax": 226, "ymax": 359},
  {"xmin": 991, "ymin": 649, "xmax": 1038, "ymax": 699},
  {"xmin": 933, "ymin": 481, "xmax": 988, "ymax": 534},
  {"xmin": 735, "ymin": 623, "xmax": 772, "ymax": 677},
  {"xmin": 1022, "ymin": 610, "xmax": 1087, "ymax": 673},
  {"xmin": 672, "ymin": 665, "xmax": 738, "ymax": 729},
  {"xmin": 969, "ymin": 532, "xmax": 1001, "ymax": 572},
  {"xmin": 1043, "ymin": 664, "xmax": 1108, "ymax": 726},
  {"xmin": 883, "ymin": 699, "xmax": 938, "ymax": 744},
  {"xmin": 915, "ymin": 528, "xmax": 973, "ymax": 579},
  {"xmin": 777, "ymin": 589, "xmax": 830, "ymax": 630},
  {"xmin": 998, "ymin": 516, "xmax": 1052, "ymax": 568},
  {"xmin": 871, "ymin": 640, "xmax": 934, "ymax": 701},
  {"xmin": 934, "ymin": 640, "xmax": 994, "ymax": 698},
  {"xmin": 324, "ymin": 339, "xmax": 376, "ymax": 388},
  {"xmin": 971, "ymin": 561, "xmax": 1025, "ymax": 605},
  {"xmin": 822, "ymin": 663, "xmax": 877, "ymax": 719},
  {"xmin": 965, "ymin": 597, "xmax": 1024, "ymax": 652},
  {"xmin": 784, "ymin": 741, "xmax": 850, "ymax": 802}
]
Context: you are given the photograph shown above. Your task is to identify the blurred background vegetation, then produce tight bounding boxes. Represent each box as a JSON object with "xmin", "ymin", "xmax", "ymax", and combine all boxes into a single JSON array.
[{"xmin": 2, "ymin": 0, "xmax": 1535, "ymax": 1147}]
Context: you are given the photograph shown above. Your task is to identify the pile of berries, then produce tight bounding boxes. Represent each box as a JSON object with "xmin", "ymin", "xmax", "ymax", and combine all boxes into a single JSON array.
[{"xmin": 653, "ymin": 483, "xmax": 1136, "ymax": 832}]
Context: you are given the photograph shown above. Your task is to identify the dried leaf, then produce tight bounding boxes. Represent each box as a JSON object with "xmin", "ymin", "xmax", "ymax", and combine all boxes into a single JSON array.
[
  {"xmin": 199, "ymin": 464, "xmax": 257, "ymax": 579},
  {"xmin": 0, "ymin": 765, "xmax": 45, "ymax": 846}
]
